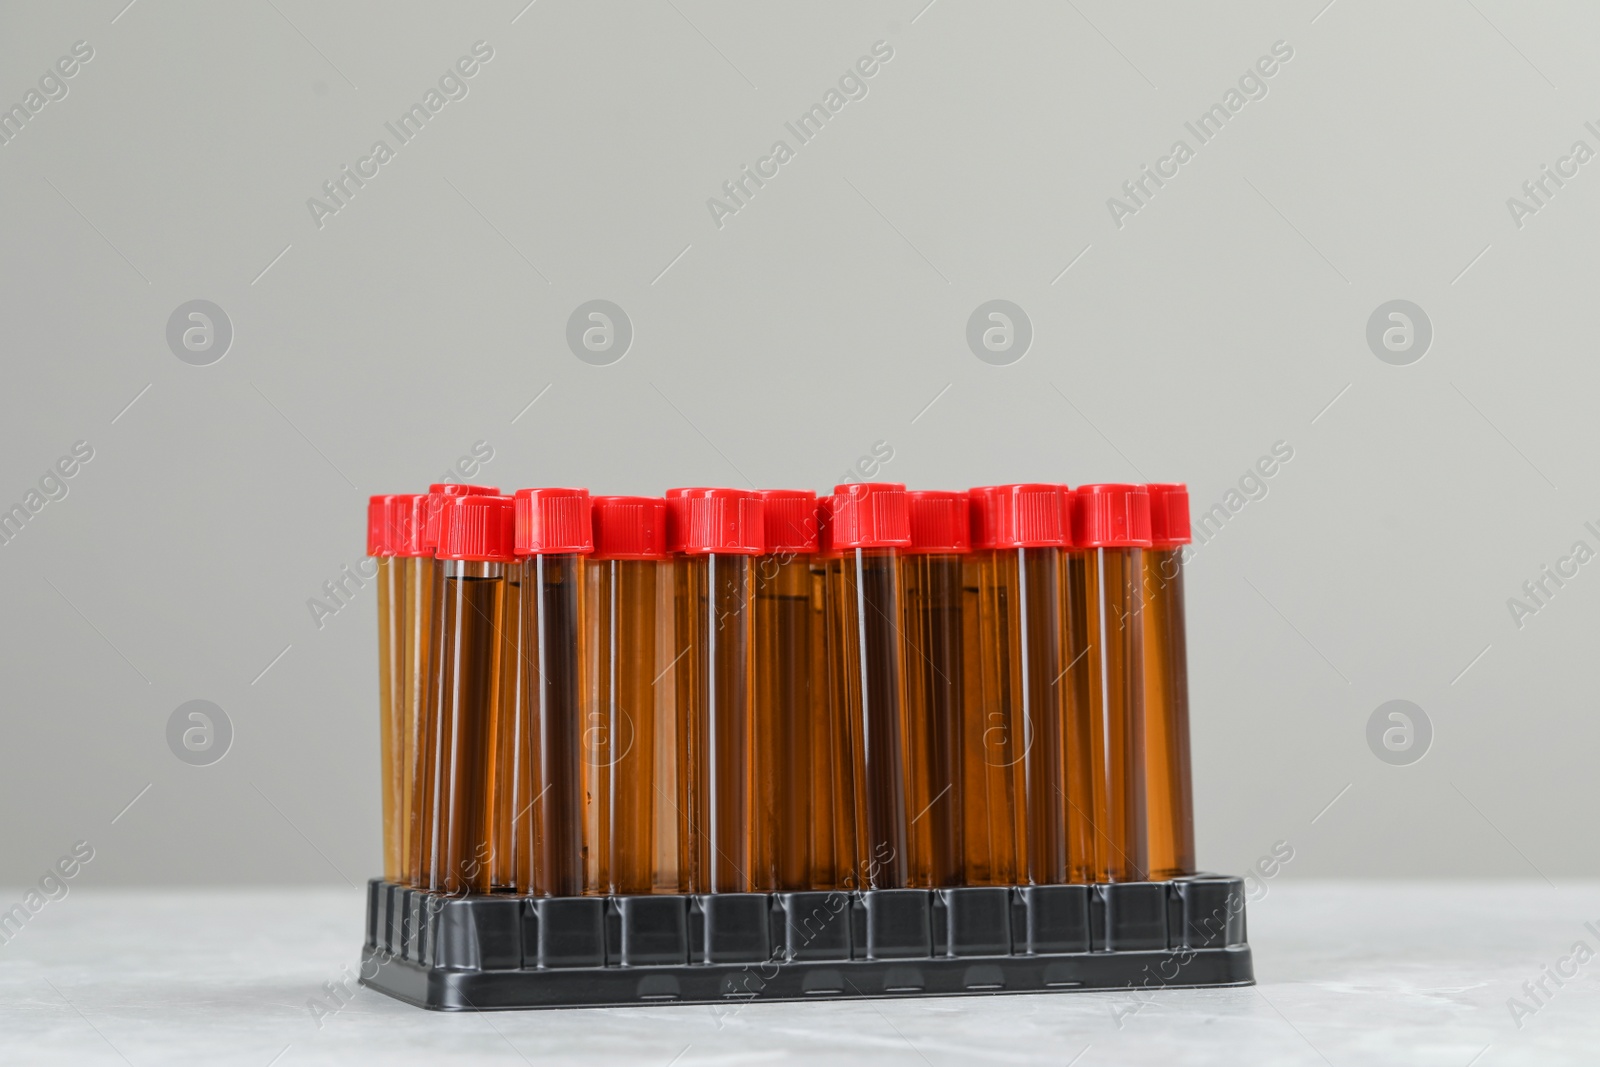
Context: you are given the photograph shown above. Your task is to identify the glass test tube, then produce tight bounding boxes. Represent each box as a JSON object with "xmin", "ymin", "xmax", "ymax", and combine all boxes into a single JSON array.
[
  {"xmin": 585, "ymin": 496, "xmax": 669, "ymax": 895},
  {"xmin": 900, "ymin": 491, "xmax": 969, "ymax": 889},
  {"xmin": 514, "ymin": 488, "xmax": 593, "ymax": 897},
  {"xmin": 826, "ymin": 482, "xmax": 912, "ymax": 889},
  {"xmin": 433, "ymin": 493, "xmax": 514, "ymax": 895},
  {"xmin": 410, "ymin": 482, "xmax": 499, "ymax": 890},
  {"xmin": 967, "ymin": 485, "xmax": 1072, "ymax": 887},
  {"xmin": 367, "ymin": 496, "xmax": 407, "ymax": 884},
  {"xmin": 752, "ymin": 490, "xmax": 822, "ymax": 892},
  {"xmin": 1071, "ymin": 484, "xmax": 1151, "ymax": 883},
  {"xmin": 667, "ymin": 488, "xmax": 763, "ymax": 894},
  {"xmin": 1143, "ymin": 484, "xmax": 1195, "ymax": 880}
]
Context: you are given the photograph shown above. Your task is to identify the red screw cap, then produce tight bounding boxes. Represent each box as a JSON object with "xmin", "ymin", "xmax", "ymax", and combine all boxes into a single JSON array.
[
  {"xmin": 591, "ymin": 496, "xmax": 668, "ymax": 560},
  {"xmin": 665, "ymin": 488, "xmax": 764, "ymax": 555},
  {"xmin": 514, "ymin": 488, "xmax": 594, "ymax": 556},
  {"xmin": 758, "ymin": 490, "xmax": 820, "ymax": 554},
  {"xmin": 828, "ymin": 482, "xmax": 911, "ymax": 550},
  {"xmin": 421, "ymin": 483, "xmax": 501, "ymax": 552},
  {"xmin": 367, "ymin": 495, "xmax": 401, "ymax": 556},
  {"xmin": 969, "ymin": 484, "xmax": 1070, "ymax": 549},
  {"xmin": 1146, "ymin": 483, "xmax": 1192, "ymax": 547},
  {"xmin": 1073, "ymin": 484, "xmax": 1153, "ymax": 549},
  {"xmin": 906, "ymin": 491, "xmax": 970, "ymax": 554},
  {"xmin": 436, "ymin": 494, "xmax": 516, "ymax": 561}
]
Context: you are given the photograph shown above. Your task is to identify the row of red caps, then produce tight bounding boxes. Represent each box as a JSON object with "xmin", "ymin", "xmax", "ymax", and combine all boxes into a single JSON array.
[{"xmin": 368, "ymin": 484, "xmax": 1193, "ymax": 562}]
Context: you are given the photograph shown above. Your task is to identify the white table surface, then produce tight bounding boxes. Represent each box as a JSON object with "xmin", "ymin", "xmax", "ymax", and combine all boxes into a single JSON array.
[{"xmin": 1, "ymin": 881, "xmax": 1595, "ymax": 1065}]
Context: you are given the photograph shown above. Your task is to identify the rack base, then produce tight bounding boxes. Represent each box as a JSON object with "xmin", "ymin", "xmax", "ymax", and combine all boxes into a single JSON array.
[{"xmin": 359, "ymin": 876, "xmax": 1253, "ymax": 1010}]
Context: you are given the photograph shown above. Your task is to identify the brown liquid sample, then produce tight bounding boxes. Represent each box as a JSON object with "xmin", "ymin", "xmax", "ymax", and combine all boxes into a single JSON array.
[
  {"xmin": 398, "ymin": 556, "xmax": 434, "ymax": 885},
  {"xmin": 1143, "ymin": 549, "xmax": 1194, "ymax": 879},
  {"xmin": 753, "ymin": 556, "xmax": 815, "ymax": 891},
  {"xmin": 376, "ymin": 556, "xmax": 405, "ymax": 883},
  {"xmin": 490, "ymin": 568, "xmax": 522, "ymax": 891},
  {"xmin": 968, "ymin": 550, "xmax": 1025, "ymax": 886},
  {"xmin": 1062, "ymin": 552, "xmax": 1096, "ymax": 884},
  {"xmin": 827, "ymin": 549, "xmax": 909, "ymax": 889},
  {"xmin": 899, "ymin": 553, "xmax": 965, "ymax": 888},
  {"xmin": 586, "ymin": 558, "xmax": 661, "ymax": 895},
  {"xmin": 674, "ymin": 554, "xmax": 757, "ymax": 893},
  {"xmin": 519, "ymin": 553, "xmax": 586, "ymax": 897},
  {"xmin": 812, "ymin": 560, "xmax": 857, "ymax": 890},
  {"xmin": 1078, "ymin": 547, "xmax": 1148, "ymax": 882},
  {"xmin": 437, "ymin": 563, "xmax": 505, "ymax": 895},
  {"xmin": 408, "ymin": 556, "xmax": 448, "ymax": 889}
]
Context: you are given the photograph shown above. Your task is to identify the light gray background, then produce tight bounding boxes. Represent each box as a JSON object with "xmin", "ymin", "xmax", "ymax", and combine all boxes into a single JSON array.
[{"xmin": 1, "ymin": 0, "xmax": 1593, "ymax": 890}]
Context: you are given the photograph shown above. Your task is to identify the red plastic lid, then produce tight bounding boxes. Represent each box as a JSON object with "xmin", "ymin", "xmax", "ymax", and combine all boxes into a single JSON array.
[
  {"xmin": 591, "ymin": 496, "xmax": 668, "ymax": 560},
  {"xmin": 514, "ymin": 488, "xmax": 594, "ymax": 555},
  {"xmin": 436, "ymin": 494, "xmax": 516, "ymax": 561},
  {"xmin": 816, "ymin": 494, "xmax": 839, "ymax": 559},
  {"xmin": 828, "ymin": 482, "xmax": 911, "ymax": 550},
  {"xmin": 905, "ymin": 491, "xmax": 970, "ymax": 554},
  {"xmin": 367, "ymin": 495, "xmax": 400, "ymax": 556},
  {"xmin": 665, "ymin": 488, "xmax": 764, "ymax": 555},
  {"xmin": 421, "ymin": 483, "xmax": 501, "ymax": 552},
  {"xmin": 758, "ymin": 490, "xmax": 820, "ymax": 554},
  {"xmin": 1146, "ymin": 483, "xmax": 1192, "ymax": 547},
  {"xmin": 1073, "ymin": 484, "xmax": 1153, "ymax": 549},
  {"xmin": 969, "ymin": 484, "xmax": 1071, "ymax": 549}
]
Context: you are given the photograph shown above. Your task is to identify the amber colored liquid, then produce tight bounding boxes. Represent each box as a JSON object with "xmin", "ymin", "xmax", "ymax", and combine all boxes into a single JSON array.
[
  {"xmin": 674, "ymin": 555, "xmax": 757, "ymax": 893},
  {"xmin": 967, "ymin": 551, "xmax": 1024, "ymax": 886},
  {"xmin": 376, "ymin": 557, "xmax": 404, "ymax": 883},
  {"xmin": 812, "ymin": 561, "xmax": 856, "ymax": 890},
  {"xmin": 827, "ymin": 549, "xmax": 910, "ymax": 889},
  {"xmin": 899, "ymin": 553, "xmax": 965, "ymax": 888},
  {"xmin": 490, "ymin": 570, "xmax": 522, "ymax": 891},
  {"xmin": 398, "ymin": 556, "xmax": 434, "ymax": 885},
  {"xmin": 753, "ymin": 555, "xmax": 814, "ymax": 891},
  {"xmin": 1078, "ymin": 547, "xmax": 1148, "ymax": 882},
  {"xmin": 1142, "ymin": 549, "xmax": 1194, "ymax": 879},
  {"xmin": 437, "ymin": 563, "xmax": 505, "ymax": 895},
  {"xmin": 585, "ymin": 559, "xmax": 661, "ymax": 895},
  {"xmin": 517, "ymin": 554, "xmax": 586, "ymax": 897},
  {"xmin": 1063, "ymin": 553, "xmax": 1095, "ymax": 883},
  {"xmin": 409, "ymin": 557, "xmax": 447, "ymax": 889}
]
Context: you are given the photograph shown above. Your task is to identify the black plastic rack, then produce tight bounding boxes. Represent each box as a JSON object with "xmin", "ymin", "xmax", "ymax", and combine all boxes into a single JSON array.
[{"xmin": 360, "ymin": 874, "xmax": 1253, "ymax": 1010}]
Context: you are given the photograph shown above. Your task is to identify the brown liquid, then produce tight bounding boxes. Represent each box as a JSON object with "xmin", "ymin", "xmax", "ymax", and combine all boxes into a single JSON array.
[
  {"xmin": 490, "ymin": 570, "xmax": 522, "ymax": 891},
  {"xmin": 1063, "ymin": 552, "xmax": 1095, "ymax": 883},
  {"xmin": 408, "ymin": 557, "xmax": 448, "ymax": 889},
  {"xmin": 827, "ymin": 549, "xmax": 909, "ymax": 889},
  {"xmin": 899, "ymin": 553, "xmax": 964, "ymax": 888},
  {"xmin": 376, "ymin": 557, "xmax": 404, "ymax": 883},
  {"xmin": 674, "ymin": 554, "xmax": 757, "ymax": 893},
  {"xmin": 1143, "ymin": 549, "xmax": 1194, "ymax": 879},
  {"xmin": 399, "ymin": 556, "xmax": 434, "ymax": 885},
  {"xmin": 519, "ymin": 554, "xmax": 586, "ymax": 897},
  {"xmin": 754, "ymin": 555, "xmax": 814, "ymax": 891},
  {"xmin": 586, "ymin": 559, "xmax": 660, "ymax": 895},
  {"xmin": 437, "ymin": 563, "xmax": 505, "ymax": 895},
  {"xmin": 968, "ymin": 550, "xmax": 1024, "ymax": 886},
  {"xmin": 1019, "ymin": 547, "xmax": 1068, "ymax": 886},
  {"xmin": 812, "ymin": 561, "xmax": 856, "ymax": 890},
  {"xmin": 1078, "ymin": 547, "xmax": 1148, "ymax": 882}
]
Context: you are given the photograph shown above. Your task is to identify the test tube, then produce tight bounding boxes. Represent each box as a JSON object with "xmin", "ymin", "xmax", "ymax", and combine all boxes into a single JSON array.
[
  {"xmin": 409, "ymin": 482, "xmax": 499, "ymax": 890},
  {"xmin": 667, "ymin": 488, "xmax": 763, "ymax": 894},
  {"xmin": 585, "ymin": 496, "xmax": 669, "ymax": 895},
  {"xmin": 433, "ymin": 493, "xmax": 515, "ymax": 895},
  {"xmin": 367, "ymin": 496, "xmax": 407, "ymax": 884},
  {"xmin": 1071, "ymin": 484, "xmax": 1151, "ymax": 883},
  {"xmin": 1142, "ymin": 484, "xmax": 1195, "ymax": 880},
  {"xmin": 967, "ymin": 484, "xmax": 1072, "ymax": 887},
  {"xmin": 513, "ymin": 488, "xmax": 593, "ymax": 897},
  {"xmin": 826, "ymin": 482, "xmax": 911, "ymax": 889},
  {"xmin": 753, "ymin": 490, "xmax": 822, "ymax": 891},
  {"xmin": 900, "ymin": 491, "xmax": 969, "ymax": 889}
]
